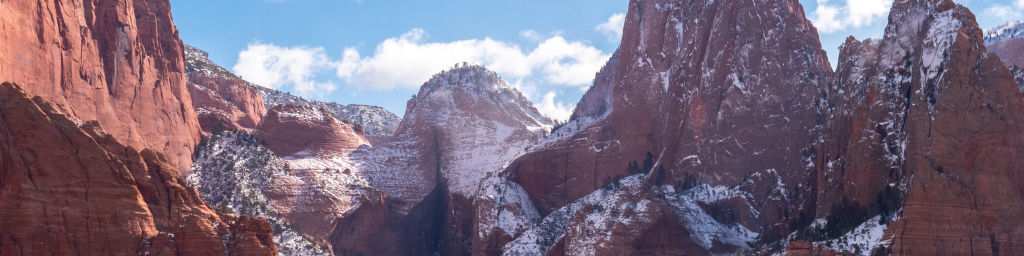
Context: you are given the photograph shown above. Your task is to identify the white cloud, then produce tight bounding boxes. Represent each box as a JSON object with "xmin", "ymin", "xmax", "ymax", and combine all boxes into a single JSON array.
[
  {"xmin": 595, "ymin": 13, "xmax": 626, "ymax": 43},
  {"xmin": 986, "ymin": 5, "xmax": 1022, "ymax": 20},
  {"xmin": 534, "ymin": 91, "xmax": 575, "ymax": 121},
  {"xmin": 811, "ymin": 0, "xmax": 892, "ymax": 33},
  {"xmin": 336, "ymin": 29, "xmax": 610, "ymax": 91},
  {"xmin": 1017, "ymin": 0, "xmax": 1024, "ymax": 9},
  {"xmin": 520, "ymin": 30, "xmax": 543, "ymax": 42},
  {"xmin": 233, "ymin": 43, "xmax": 337, "ymax": 96}
]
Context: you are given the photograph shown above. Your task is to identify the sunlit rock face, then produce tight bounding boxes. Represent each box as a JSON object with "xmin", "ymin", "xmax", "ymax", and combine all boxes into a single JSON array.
[
  {"xmin": 185, "ymin": 45, "xmax": 267, "ymax": 134},
  {"xmin": 0, "ymin": 0, "xmax": 202, "ymax": 174}
]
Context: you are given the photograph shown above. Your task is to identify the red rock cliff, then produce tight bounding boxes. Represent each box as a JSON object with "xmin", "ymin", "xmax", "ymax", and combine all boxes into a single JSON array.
[
  {"xmin": 0, "ymin": 82, "xmax": 276, "ymax": 255},
  {"xmin": 0, "ymin": 0, "xmax": 202, "ymax": 174},
  {"xmin": 189, "ymin": 73, "xmax": 267, "ymax": 134},
  {"xmin": 819, "ymin": 0, "xmax": 1024, "ymax": 254},
  {"xmin": 254, "ymin": 104, "xmax": 369, "ymax": 157},
  {"xmin": 506, "ymin": 0, "xmax": 831, "ymax": 238}
]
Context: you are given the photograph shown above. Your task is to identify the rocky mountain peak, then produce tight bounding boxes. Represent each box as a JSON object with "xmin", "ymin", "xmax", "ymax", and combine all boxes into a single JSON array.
[
  {"xmin": 420, "ymin": 64, "xmax": 506, "ymax": 94},
  {"xmin": 404, "ymin": 64, "xmax": 550, "ymax": 131}
]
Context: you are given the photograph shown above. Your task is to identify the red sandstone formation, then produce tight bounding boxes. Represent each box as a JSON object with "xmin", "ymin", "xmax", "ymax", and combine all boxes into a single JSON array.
[
  {"xmin": 0, "ymin": 0, "xmax": 202, "ymax": 173},
  {"xmin": 253, "ymin": 104, "xmax": 369, "ymax": 157},
  {"xmin": 319, "ymin": 65, "xmax": 552, "ymax": 255},
  {"xmin": 505, "ymin": 0, "xmax": 831, "ymax": 241},
  {"xmin": 189, "ymin": 73, "xmax": 267, "ymax": 133},
  {"xmin": 819, "ymin": 0, "xmax": 1024, "ymax": 254},
  {"xmin": 0, "ymin": 82, "xmax": 276, "ymax": 255}
]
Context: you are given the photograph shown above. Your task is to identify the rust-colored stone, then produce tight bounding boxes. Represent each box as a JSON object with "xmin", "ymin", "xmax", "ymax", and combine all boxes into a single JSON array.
[
  {"xmin": 820, "ymin": 0, "xmax": 1024, "ymax": 254},
  {"xmin": 0, "ymin": 0, "xmax": 202, "ymax": 174},
  {"xmin": 189, "ymin": 73, "xmax": 267, "ymax": 134},
  {"xmin": 253, "ymin": 104, "xmax": 369, "ymax": 157},
  {"xmin": 0, "ymin": 82, "xmax": 276, "ymax": 255}
]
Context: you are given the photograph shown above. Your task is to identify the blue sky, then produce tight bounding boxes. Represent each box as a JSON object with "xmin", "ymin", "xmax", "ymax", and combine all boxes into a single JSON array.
[{"xmin": 171, "ymin": 0, "xmax": 1021, "ymax": 120}]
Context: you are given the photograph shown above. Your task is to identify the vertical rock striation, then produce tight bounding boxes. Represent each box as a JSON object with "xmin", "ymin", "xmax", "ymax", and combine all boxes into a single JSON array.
[
  {"xmin": 0, "ymin": 0, "xmax": 202, "ymax": 173},
  {"xmin": 506, "ymin": 0, "xmax": 831, "ymax": 243},
  {"xmin": 0, "ymin": 82, "xmax": 277, "ymax": 255},
  {"xmin": 818, "ymin": 0, "xmax": 1024, "ymax": 254}
]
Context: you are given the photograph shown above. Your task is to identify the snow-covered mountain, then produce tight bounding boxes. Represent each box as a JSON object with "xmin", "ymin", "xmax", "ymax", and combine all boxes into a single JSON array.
[
  {"xmin": 984, "ymin": 20, "xmax": 1024, "ymax": 45},
  {"xmin": 190, "ymin": 64, "xmax": 553, "ymax": 255},
  {"xmin": 183, "ymin": 1, "xmax": 1024, "ymax": 256}
]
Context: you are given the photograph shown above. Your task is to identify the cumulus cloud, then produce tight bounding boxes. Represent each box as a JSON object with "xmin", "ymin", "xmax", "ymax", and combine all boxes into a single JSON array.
[
  {"xmin": 811, "ymin": 0, "xmax": 892, "ymax": 33},
  {"xmin": 986, "ymin": 5, "xmax": 1022, "ymax": 20},
  {"xmin": 595, "ymin": 13, "xmax": 626, "ymax": 43},
  {"xmin": 233, "ymin": 43, "xmax": 337, "ymax": 96},
  {"xmin": 336, "ymin": 29, "xmax": 610, "ymax": 91},
  {"xmin": 1018, "ymin": 0, "xmax": 1024, "ymax": 8},
  {"xmin": 534, "ymin": 91, "xmax": 575, "ymax": 121}
]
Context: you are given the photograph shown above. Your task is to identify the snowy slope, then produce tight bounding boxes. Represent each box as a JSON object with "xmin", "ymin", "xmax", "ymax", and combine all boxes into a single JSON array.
[
  {"xmin": 187, "ymin": 132, "xmax": 333, "ymax": 256},
  {"xmin": 984, "ymin": 20, "xmax": 1024, "ymax": 45},
  {"xmin": 503, "ymin": 174, "xmax": 758, "ymax": 255}
]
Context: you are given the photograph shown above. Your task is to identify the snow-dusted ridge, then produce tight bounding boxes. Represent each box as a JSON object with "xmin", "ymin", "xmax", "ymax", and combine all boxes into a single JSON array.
[
  {"xmin": 184, "ymin": 44, "xmax": 401, "ymax": 137},
  {"xmin": 984, "ymin": 20, "xmax": 1024, "ymax": 45},
  {"xmin": 503, "ymin": 174, "xmax": 759, "ymax": 255},
  {"xmin": 256, "ymin": 86, "xmax": 401, "ymax": 137},
  {"xmin": 187, "ymin": 132, "xmax": 333, "ymax": 256}
]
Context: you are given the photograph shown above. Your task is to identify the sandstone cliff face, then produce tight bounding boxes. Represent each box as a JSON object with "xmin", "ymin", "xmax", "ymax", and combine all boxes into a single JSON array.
[
  {"xmin": 185, "ymin": 45, "xmax": 267, "ymax": 134},
  {"xmin": 257, "ymin": 86, "xmax": 401, "ymax": 140},
  {"xmin": 814, "ymin": 0, "xmax": 1024, "ymax": 254},
  {"xmin": 253, "ymin": 104, "xmax": 369, "ymax": 157},
  {"xmin": 506, "ymin": 0, "xmax": 830, "ymax": 245},
  {"xmin": 189, "ymin": 73, "xmax": 267, "ymax": 133},
  {"xmin": 0, "ymin": 82, "xmax": 276, "ymax": 255},
  {"xmin": 0, "ymin": 0, "xmax": 202, "ymax": 173}
]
